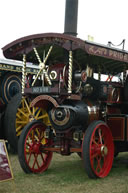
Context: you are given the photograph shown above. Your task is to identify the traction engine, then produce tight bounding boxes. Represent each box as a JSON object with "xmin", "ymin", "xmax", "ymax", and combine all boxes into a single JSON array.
[{"xmin": 2, "ymin": 0, "xmax": 128, "ymax": 179}]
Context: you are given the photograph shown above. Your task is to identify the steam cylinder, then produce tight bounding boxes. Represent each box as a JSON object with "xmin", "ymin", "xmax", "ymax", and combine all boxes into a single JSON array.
[{"xmin": 49, "ymin": 101, "xmax": 89, "ymax": 131}]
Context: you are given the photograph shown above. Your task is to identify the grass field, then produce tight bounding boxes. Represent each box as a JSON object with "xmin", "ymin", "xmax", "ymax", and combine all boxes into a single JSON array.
[{"xmin": 1, "ymin": 152, "xmax": 128, "ymax": 193}]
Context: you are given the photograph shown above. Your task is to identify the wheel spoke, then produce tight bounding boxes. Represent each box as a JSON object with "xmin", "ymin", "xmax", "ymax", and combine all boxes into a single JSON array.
[
  {"xmin": 21, "ymin": 99, "xmax": 25, "ymax": 109},
  {"xmin": 91, "ymin": 152, "xmax": 99, "ymax": 160},
  {"xmin": 17, "ymin": 107, "xmax": 28, "ymax": 118},
  {"xmin": 33, "ymin": 154, "xmax": 40, "ymax": 169},
  {"xmin": 92, "ymin": 136, "xmax": 98, "ymax": 146},
  {"xmin": 36, "ymin": 114, "xmax": 48, "ymax": 120},
  {"xmin": 32, "ymin": 107, "xmax": 35, "ymax": 116},
  {"xmin": 96, "ymin": 156, "xmax": 102, "ymax": 173},
  {"xmin": 16, "ymin": 125, "xmax": 22, "ymax": 132},
  {"xmin": 27, "ymin": 152, "xmax": 32, "ymax": 163},
  {"xmin": 31, "ymin": 135, "xmax": 35, "ymax": 143},
  {"xmin": 27, "ymin": 135, "xmax": 33, "ymax": 144},
  {"xmin": 23, "ymin": 98, "xmax": 31, "ymax": 114},
  {"xmin": 98, "ymin": 129, "xmax": 103, "ymax": 144},
  {"xmin": 35, "ymin": 109, "xmax": 42, "ymax": 119},
  {"xmin": 16, "ymin": 112, "xmax": 22, "ymax": 119},
  {"xmin": 32, "ymin": 154, "xmax": 37, "ymax": 169},
  {"xmin": 30, "ymin": 130, "xmax": 34, "ymax": 141},
  {"xmin": 40, "ymin": 131, "xmax": 44, "ymax": 139},
  {"xmin": 40, "ymin": 153, "xmax": 45, "ymax": 163},
  {"xmin": 34, "ymin": 135, "xmax": 39, "ymax": 142},
  {"xmin": 17, "ymin": 130, "xmax": 22, "ymax": 136},
  {"xmin": 16, "ymin": 120, "xmax": 28, "ymax": 124},
  {"xmin": 36, "ymin": 128, "xmax": 40, "ymax": 138},
  {"xmin": 35, "ymin": 155, "xmax": 40, "ymax": 169}
]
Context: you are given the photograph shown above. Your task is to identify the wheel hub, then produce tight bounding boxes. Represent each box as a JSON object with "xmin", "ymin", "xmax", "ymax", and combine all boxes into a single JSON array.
[
  {"xmin": 101, "ymin": 145, "xmax": 108, "ymax": 156},
  {"xmin": 33, "ymin": 143, "xmax": 41, "ymax": 154},
  {"xmin": 29, "ymin": 115, "xmax": 34, "ymax": 122}
]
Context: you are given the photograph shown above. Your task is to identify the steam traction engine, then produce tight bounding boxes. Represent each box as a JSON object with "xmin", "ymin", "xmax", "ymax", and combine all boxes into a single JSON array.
[
  {"xmin": 3, "ymin": 32, "xmax": 128, "ymax": 178},
  {"xmin": 3, "ymin": 33, "xmax": 128, "ymax": 178}
]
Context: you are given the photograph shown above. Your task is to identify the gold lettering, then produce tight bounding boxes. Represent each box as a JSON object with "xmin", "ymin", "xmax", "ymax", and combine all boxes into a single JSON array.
[
  {"xmin": 119, "ymin": 53, "xmax": 123, "ymax": 60},
  {"xmin": 102, "ymin": 48, "xmax": 107, "ymax": 55},
  {"xmin": 94, "ymin": 48, "xmax": 102, "ymax": 55},
  {"xmin": 113, "ymin": 51, "xmax": 117, "ymax": 58},
  {"xmin": 89, "ymin": 46, "xmax": 94, "ymax": 53},
  {"xmin": 124, "ymin": 54, "xmax": 128, "ymax": 61},
  {"xmin": 109, "ymin": 50, "xmax": 113, "ymax": 57}
]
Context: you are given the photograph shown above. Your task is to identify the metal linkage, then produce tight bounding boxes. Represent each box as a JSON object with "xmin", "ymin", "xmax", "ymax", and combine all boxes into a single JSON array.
[
  {"xmin": 68, "ymin": 50, "xmax": 73, "ymax": 94},
  {"xmin": 22, "ymin": 54, "xmax": 26, "ymax": 94},
  {"xmin": 32, "ymin": 46, "xmax": 53, "ymax": 86}
]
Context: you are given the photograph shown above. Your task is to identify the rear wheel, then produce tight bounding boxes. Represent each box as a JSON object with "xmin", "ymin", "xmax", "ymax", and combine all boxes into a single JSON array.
[
  {"xmin": 18, "ymin": 120, "xmax": 53, "ymax": 173},
  {"xmin": 82, "ymin": 120, "xmax": 114, "ymax": 178}
]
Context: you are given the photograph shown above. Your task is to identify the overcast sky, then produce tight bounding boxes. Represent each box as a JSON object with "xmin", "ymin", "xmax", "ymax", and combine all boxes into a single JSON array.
[{"xmin": 0, "ymin": 0, "xmax": 128, "ymax": 58}]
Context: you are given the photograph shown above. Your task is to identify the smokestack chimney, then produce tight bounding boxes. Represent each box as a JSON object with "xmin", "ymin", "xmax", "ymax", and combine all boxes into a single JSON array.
[{"xmin": 64, "ymin": 0, "xmax": 78, "ymax": 36}]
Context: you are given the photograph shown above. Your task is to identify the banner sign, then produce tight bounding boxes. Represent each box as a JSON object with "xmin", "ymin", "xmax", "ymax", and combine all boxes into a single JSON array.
[
  {"xmin": 0, "ymin": 62, "xmax": 39, "ymax": 74},
  {"xmin": 0, "ymin": 140, "xmax": 13, "ymax": 182},
  {"xmin": 85, "ymin": 43, "xmax": 128, "ymax": 63}
]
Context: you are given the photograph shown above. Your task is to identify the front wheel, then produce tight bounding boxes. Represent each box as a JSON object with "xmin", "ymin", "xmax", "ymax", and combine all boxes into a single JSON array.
[
  {"xmin": 18, "ymin": 120, "xmax": 53, "ymax": 174},
  {"xmin": 82, "ymin": 120, "xmax": 114, "ymax": 178}
]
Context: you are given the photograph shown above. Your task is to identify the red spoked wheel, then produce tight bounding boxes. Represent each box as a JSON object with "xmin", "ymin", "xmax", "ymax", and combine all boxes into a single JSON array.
[
  {"xmin": 82, "ymin": 120, "xmax": 114, "ymax": 178},
  {"xmin": 18, "ymin": 120, "xmax": 53, "ymax": 173}
]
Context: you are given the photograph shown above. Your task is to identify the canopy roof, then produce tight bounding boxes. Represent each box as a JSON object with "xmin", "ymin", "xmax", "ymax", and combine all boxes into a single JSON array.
[{"xmin": 2, "ymin": 33, "xmax": 128, "ymax": 75}]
